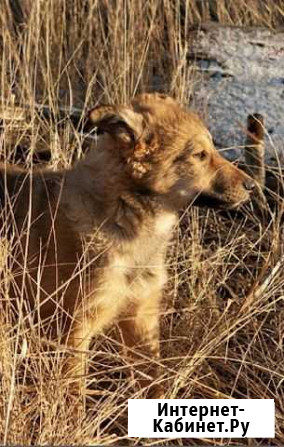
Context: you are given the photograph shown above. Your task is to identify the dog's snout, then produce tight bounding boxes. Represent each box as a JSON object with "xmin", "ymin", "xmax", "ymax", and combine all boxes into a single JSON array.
[{"xmin": 243, "ymin": 178, "xmax": 256, "ymax": 192}]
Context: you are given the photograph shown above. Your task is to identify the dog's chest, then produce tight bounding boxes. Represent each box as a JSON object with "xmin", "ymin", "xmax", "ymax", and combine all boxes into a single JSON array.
[{"xmin": 95, "ymin": 211, "xmax": 177, "ymax": 307}]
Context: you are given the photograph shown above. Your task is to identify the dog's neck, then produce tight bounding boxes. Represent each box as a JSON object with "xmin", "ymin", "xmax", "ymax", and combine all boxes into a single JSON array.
[{"xmin": 63, "ymin": 136, "xmax": 177, "ymax": 241}]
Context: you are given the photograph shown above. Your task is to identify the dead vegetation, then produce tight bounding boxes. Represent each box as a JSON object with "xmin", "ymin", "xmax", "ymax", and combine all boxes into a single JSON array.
[{"xmin": 1, "ymin": 0, "xmax": 284, "ymax": 445}]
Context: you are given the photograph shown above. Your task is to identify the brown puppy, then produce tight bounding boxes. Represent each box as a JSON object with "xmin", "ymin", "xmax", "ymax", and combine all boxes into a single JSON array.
[{"xmin": 0, "ymin": 93, "xmax": 255, "ymax": 397}]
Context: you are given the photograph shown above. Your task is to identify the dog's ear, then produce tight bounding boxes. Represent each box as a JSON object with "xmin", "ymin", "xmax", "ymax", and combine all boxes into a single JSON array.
[
  {"xmin": 87, "ymin": 104, "xmax": 155, "ymax": 179},
  {"xmin": 87, "ymin": 104, "xmax": 144, "ymax": 144}
]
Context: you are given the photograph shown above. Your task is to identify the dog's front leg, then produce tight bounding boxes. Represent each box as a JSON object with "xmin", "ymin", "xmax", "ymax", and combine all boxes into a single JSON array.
[
  {"xmin": 65, "ymin": 315, "xmax": 94, "ymax": 398},
  {"xmin": 66, "ymin": 304, "xmax": 121, "ymax": 396},
  {"xmin": 118, "ymin": 293, "xmax": 164, "ymax": 398}
]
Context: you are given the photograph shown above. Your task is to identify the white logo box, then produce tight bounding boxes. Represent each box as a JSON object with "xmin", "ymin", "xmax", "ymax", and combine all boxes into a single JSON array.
[{"xmin": 128, "ymin": 399, "xmax": 275, "ymax": 438}]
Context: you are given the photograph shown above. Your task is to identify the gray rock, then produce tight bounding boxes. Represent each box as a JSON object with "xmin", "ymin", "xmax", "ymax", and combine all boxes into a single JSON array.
[{"xmin": 190, "ymin": 25, "xmax": 284, "ymax": 162}]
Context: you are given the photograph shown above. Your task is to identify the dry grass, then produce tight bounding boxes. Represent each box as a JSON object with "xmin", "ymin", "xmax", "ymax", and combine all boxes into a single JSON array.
[{"xmin": 1, "ymin": 0, "xmax": 284, "ymax": 445}]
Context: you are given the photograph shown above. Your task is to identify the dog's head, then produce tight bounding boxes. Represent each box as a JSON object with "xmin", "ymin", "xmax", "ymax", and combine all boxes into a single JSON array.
[{"xmin": 87, "ymin": 93, "xmax": 255, "ymax": 210}]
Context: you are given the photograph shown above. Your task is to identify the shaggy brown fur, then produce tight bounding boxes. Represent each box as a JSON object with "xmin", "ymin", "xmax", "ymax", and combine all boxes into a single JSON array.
[{"xmin": 0, "ymin": 93, "xmax": 255, "ymax": 398}]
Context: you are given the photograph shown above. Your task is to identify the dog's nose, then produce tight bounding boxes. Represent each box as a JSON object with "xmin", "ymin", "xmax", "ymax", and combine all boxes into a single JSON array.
[{"xmin": 243, "ymin": 178, "xmax": 256, "ymax": 191}]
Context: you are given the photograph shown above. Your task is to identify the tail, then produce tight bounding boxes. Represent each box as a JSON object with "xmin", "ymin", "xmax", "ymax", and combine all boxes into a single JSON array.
[{"xmin": 244, "ymin": 113, "xmax": 265, "ymax": 188}]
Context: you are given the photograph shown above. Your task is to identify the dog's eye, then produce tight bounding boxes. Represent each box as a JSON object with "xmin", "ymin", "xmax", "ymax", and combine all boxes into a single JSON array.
[{"xmin": 193, "ymin": 150, "xmax": 207, "ymax": 161}]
